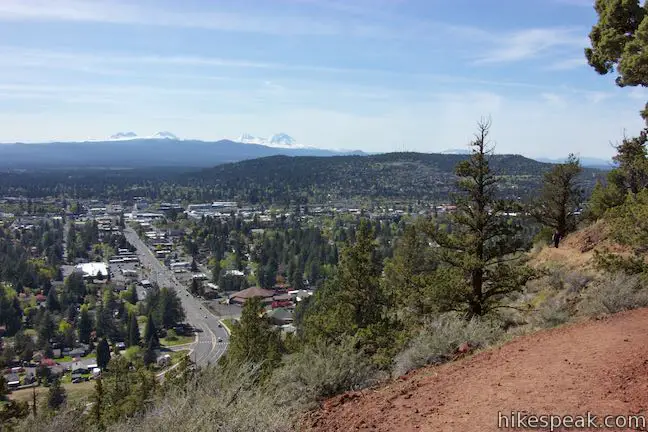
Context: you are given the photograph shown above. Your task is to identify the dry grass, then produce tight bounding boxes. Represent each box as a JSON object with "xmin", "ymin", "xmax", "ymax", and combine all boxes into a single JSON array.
[{"xmin": 9, "ymin": 381, "xmax": 94, "ymax": 406}]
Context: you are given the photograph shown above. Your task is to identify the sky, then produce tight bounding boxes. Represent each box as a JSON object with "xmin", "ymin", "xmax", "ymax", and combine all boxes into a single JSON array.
[{"xmin": 0, "ymin": 0, "xmax": 645, "ymax": 158}]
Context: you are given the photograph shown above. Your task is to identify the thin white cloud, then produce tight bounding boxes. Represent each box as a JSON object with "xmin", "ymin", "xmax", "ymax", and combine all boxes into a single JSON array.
[
  {"xmin": 0, "ymin": 47, "xmax": 558, "ymax": 91},
  {"xmin": 474, "ymin": 28, "xmax": 587, "ymax": 64},
  {"xmin": 0, "ymin": 0, "xmax": 384, "ymax": 37},
  {"xmin": 547, "ymin": 57, "xmax": 586, "ymax": 71}
]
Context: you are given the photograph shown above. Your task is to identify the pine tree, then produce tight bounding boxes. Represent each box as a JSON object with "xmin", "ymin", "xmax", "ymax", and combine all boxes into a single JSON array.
[
  {"xmin": 225, "ymin": 297, "xmax": 283, "ymax": 379},
  {"xmin": 46, "ymin": 286, "xmax": 60, "ymax": 311},
  {"xmin": 143, "ymin": 337, "xmax": 157, "ymax": 366},
  {"xmin": 78, "ymin": 304, "xmax": 92, "ymax": 344},
  {"xmin": 37, "ymin": 311, "xmax": 56, "ymax": 349},
  {"xmin": 383, "ymin": 222, "xmax": 437, "ymax": 324},
  {"xmin": 97, "ymin": 338, "xmax": 111, "ymax": 370},
  {"xmin": 47, "ymin": 378, "xmax": 66, "ymax": 410},
  {"xmin": 428, "ymin": 119, "xmax": 534, "ymax": 317},
  {"xmin": 127, "ymin": 312, "xmax": 140, "ymax": 347},
  {"xmin": 211, "ymin": 260, "xmax": 221, "ymax": 284},
  {"xmin": 144, "ymin": 312, "xmax": 159, "ymax": 348},
  {"xmin": 534, "ymin": 154, "xmax": 583, "ymax": 237},
  {"xmin": 91, "ymin": 377, "xmax": 104, "ymax": 428}
]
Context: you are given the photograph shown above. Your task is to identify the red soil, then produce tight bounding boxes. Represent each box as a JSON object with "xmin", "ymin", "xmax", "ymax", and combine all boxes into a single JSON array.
[{"xmin": 304, "ymin": 308, "xmax": 648, "ymax": 432}]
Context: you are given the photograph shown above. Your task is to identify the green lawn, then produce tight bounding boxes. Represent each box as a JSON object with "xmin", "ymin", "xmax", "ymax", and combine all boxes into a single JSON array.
[
  {"xmin": 161, "ymin": 334, "xmax": 195, "ymax": 347},
  {"xmin": 58, "ymin": 352, "xmax": 96, "ymax": 363},
  {"xmin": 221, "ymin": 319, "xmax": 236, "ymax": 334}
]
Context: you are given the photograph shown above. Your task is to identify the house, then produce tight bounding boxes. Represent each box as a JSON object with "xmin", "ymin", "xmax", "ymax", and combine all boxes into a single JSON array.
[
  {"xmin": 71, "ymin": 361, "xmax": 88, "ymax": 373},
  {"xmin": 265, "ymin": 308, "xmax": 294, "ymax": 326},
  {"xmin": 228, "ymin": 287, "xmax": 275, "ymax": 305},
  {"xmin": 68, "ymin": 348, "xmax": 86, "ymax": 358}
]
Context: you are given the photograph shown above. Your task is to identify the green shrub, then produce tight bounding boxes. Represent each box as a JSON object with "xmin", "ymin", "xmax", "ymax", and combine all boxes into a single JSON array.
[
  {"xmin": 579, "ymin": 273, "xmax": 648, "ymax": 316},
  {"xmin": 535, "ymin": 298, "xmax": 571, "ymax": 328},
  {"xmin": 593, "ymin": 250, "xmax": 647, "ymax": 275},
  {"xmin": 267, "ymin": 337, "xmax": 381, "ymax": 411},
  {"xmin": 392, "ymin": 314, "xmax": 504, "ymax": 378}
]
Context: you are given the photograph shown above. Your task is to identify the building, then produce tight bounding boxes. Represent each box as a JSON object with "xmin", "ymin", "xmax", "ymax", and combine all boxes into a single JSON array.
[
  {"xmin": 266, "ymin": 308, "xmax": 294, "ymax": 326},
  {"xmin": 170, "ymin": 261, "xmax": 191, "ymax": 270},
  {"xmin": 228, "ymin": 287, "xmax": 276, "ymax": 305},
  {"xmin": 74, "ymin": 262, "xmax": 110, "ymax": 279}
]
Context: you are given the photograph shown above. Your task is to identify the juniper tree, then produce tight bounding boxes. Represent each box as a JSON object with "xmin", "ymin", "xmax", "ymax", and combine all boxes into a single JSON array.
[
  {"xmin": 427, "ymin": 119, "xmax": 534, "ymax": 318},
  {"xmin": 586, "ymin": 0, "xmax": 648, "ymax": 121},
  {"xmin": 534, "ymin": 154, "xmax": 583, "ymax": 237}
]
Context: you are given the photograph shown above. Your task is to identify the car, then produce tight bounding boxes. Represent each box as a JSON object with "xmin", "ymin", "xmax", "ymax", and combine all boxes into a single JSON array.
[
  {"xmin": 217, "ymin": 323, "xmax": 222, "ymax": 328},
  {"xmin": 204, "ymin": 315, "xmax": 207, "ymax": 319},
  {"xmin": 217, "ymin": 337, "xmax": 223, "ymax": 342}
]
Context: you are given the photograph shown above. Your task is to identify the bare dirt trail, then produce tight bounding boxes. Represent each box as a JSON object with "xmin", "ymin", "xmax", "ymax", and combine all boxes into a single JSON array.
[{"xmin": 304, "ymin": 308, "xmax": 648, "ymax": 432}]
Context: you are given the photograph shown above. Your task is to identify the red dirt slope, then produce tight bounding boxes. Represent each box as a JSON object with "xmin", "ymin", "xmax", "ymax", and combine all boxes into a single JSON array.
[{"xmin": 304, "ymin": 309, "xmax": 648, "ymax": 432}]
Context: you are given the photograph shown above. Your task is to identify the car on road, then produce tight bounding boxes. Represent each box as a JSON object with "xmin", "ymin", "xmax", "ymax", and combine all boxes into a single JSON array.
[
  {"xmin": 218, "ymin": 337, "xmax": 223, "ymax": 342},
  {"xmin": 204, "ymin": 315, "xmax": 207, "ymax": 319}
]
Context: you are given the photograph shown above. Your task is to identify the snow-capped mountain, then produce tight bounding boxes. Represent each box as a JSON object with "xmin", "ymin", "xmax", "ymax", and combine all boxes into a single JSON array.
[
  {"xmin": 236, "ymin": 132, "xmax": 310, "ymax": 149},
  {"xmin": 109, "ymin": 132, "xmax": 139, "ymax": 140},
  {"xmin": 152, "ymin": 131, "xmax": 178, "ymax": 140},
  {"xmin": 106, "ymin": 131, "xmax": 180, "ymax": 141}
]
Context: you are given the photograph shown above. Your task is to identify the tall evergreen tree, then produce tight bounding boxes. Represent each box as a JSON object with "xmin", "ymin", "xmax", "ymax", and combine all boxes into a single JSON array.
[
  {"xmin": 91, "ymin": 377, "xmax": 104, "ymax": 428},
  {"xmin": 127, "ymin": 312, "xmax": 141, "ymax": 347},
  {"xmin": 37, "ymin": 311, "xmax": 56, "ymax": 349},
  {"xmin": 143, "ymin": 338, "xmax": 157, "ymax": 366},
  {"xmin": 78, "ymin": 304, "xmax": 92, "ymax": 344},
  {"xmin": 97, "ymin": 338, "xmax": 111, "ymax": 370},
  {"xmin": 47, "ymin": 378, "xmax": 66, "ymax": 410},
  {"xmin": 224, "ymin": 297, "xmax": 283, "ymax": 379},
  {"xmin": 534, "ymin": 154, "xmax": 583, "ymax": 238},
  {"xmin": 383, "ymin": 222, "xmax": 437, "ymax": 324},
  {"xmin": 144, "ymin": 312, "xmax": 159, "ymax": 348},
  {"xmin": 301, "ymin": 219, "xmax": 396, "ymax": 365},
  {"xmin": 211, "ymin": 260, "xmax": 221, "ymax": 284},
  {"xmin": 46, "ymin": 286, "xmax": 60, "ymax": 312},
  {"xmin": 428, "ymin": 119, "xmax": 534, "ymax": 317}
]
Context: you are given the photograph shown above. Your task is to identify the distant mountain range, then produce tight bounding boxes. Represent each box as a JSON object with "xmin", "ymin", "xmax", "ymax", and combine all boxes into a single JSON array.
[
  {"xmin": 441, "ymin": 149, "xmax": 614, "ymax": 169},
  {"xmin": 0, "ymin": 132, "xmax": 365, "ymax": 169},
  {"xmin": 0, "ymin": 131, "xmax": 615, "ymax": 170}
]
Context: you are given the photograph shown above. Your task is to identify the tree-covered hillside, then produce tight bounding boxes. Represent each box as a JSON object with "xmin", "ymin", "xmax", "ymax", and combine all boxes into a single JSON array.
[
  {"xmin": 0, "ymin": 152, "xmax": 602, "ymax": 204},
  {"xmin": 190, "ymin": 152, "xmax": 602, "ymax": 204}
]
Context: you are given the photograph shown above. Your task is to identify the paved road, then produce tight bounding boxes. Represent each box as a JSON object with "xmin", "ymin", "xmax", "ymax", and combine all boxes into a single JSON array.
[{"xmin": 124, "ymin": 226, "xmax": 229, "ymax": 366}]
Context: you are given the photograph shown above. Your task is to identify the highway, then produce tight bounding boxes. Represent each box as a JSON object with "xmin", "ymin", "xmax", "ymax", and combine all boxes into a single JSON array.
[{"xmin": 123, "ymin": 226, "xmax": 229, "ymax": 366}]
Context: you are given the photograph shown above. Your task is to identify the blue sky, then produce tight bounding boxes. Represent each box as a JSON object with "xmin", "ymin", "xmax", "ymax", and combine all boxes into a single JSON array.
[{"xmin": 0, "ymin": 0, "xmax": 644, "ymax": 158}]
